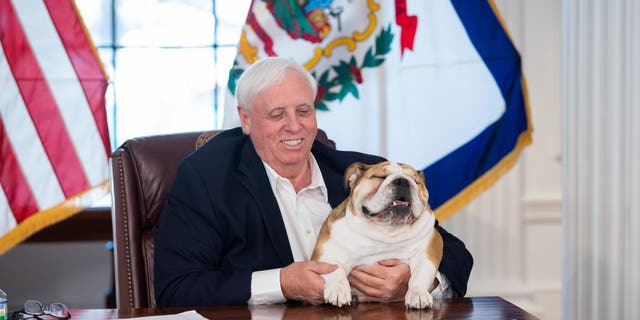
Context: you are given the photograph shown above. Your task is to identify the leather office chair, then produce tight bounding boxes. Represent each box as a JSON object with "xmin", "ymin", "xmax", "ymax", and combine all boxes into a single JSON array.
[{"xmin": 110, "ymin": 129, "xmax": 335, "ymax": 309}]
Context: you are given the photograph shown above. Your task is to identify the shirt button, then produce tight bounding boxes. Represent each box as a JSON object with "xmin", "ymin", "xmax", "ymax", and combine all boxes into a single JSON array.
[{"xmin": 306, "ymin": 229, "xmax": 311, "ymax": 234}]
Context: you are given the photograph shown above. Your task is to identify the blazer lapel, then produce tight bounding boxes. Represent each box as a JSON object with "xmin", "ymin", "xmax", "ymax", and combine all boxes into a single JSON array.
[
  {"xmin": 318, "ymin": 161, "xmax": 347, "ymax": 208},
  {"xmin": 313, "ymin": 142, "xmax": 350, "ymax": 208},
  {"xmin": 237, "ymin": 139, "xmax": 294, "ymax": 265}
]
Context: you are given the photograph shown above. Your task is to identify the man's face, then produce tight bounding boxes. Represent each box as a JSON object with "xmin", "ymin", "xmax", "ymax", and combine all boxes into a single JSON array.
[{"xmin": 238, "ymin": 69, "xmax": 318, "ymax": 174}]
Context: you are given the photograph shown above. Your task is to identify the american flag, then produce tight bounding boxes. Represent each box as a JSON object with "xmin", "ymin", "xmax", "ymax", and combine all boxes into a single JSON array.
[{"xmin": 0, "ymin": 0, "xmax": 109, "ymax": 254}]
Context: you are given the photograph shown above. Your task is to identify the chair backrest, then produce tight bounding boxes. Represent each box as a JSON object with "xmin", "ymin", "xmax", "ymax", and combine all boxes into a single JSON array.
[{"xmin": 110, "ymin": 129, "xmax": 335, "ymax": 309}]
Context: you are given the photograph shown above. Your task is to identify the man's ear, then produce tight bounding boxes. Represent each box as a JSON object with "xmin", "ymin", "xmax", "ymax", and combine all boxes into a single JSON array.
[
  {"xmin": 344, "ymin": 162, "xmax": 369, "ymax": 191},
  {"xmin": 237, "ymin": 106, "xmax": 250, "ymax": 134}
]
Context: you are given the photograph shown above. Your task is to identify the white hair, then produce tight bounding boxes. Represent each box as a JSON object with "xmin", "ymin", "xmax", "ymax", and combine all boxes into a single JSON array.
[{"xmin": 235, "ymin": 57, "xmax": 317, "ymax": 110}]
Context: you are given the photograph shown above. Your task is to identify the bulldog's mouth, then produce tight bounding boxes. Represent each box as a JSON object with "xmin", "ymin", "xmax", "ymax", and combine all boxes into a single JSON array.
[
  {"xmin": 393, "ymin": 199, "xmax": 410, "ymax": 207},
  {"xmin": 362, "ymin": 177, "xmax": 416, "ymax": 224},
  {"xmin": 386, "ymin": 197, "xmax": 412, "ymax": 218},
  {"xmin": 362, "ymin": 197, "xmax": 412, "ymax": 218}
]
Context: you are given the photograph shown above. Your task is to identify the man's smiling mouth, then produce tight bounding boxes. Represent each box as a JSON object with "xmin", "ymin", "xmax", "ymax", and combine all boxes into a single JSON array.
[{"xmin": 281, "ymin": 138, "xmax": 302, "ymax": 146}]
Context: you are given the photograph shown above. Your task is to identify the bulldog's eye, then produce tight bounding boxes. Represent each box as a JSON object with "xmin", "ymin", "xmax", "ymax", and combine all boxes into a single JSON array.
[{"xmin": 362, "ymin": 206, "xmax": 371, "ymax": 215}]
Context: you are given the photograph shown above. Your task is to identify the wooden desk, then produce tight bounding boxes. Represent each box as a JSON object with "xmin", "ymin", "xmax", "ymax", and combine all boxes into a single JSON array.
[{"xmin": 68, "ymin": 297, "xmax": 538, "ymax": 319}]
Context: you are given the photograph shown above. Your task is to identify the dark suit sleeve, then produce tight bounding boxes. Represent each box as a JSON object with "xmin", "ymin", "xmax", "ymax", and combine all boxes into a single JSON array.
[
  {"xmin": 435, "ymin": 221, "xmax": 473, "ymax": 297},
  {"xmin": 153, "ymin": 160, "xmax": 251, "ymax": 307}
]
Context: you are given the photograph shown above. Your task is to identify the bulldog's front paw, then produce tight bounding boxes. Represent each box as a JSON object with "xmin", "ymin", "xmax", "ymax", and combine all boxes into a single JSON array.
[
  {"xmin": 324, "ymin": 278, "xmax": 351, "ymax": 307},
  {"xmin": 405, "ymin": 288, "xmax": 433, "ymax": 309}
]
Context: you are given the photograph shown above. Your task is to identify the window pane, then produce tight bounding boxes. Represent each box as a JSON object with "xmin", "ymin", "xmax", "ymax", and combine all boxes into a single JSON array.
[
  {"xmin": 114, "ymin": 48, "xmax": 215, "ymax": 146},
  {"xmin": 215, "ymin": 0, "xmax": 251, "ymax": 45},
  {"xmin": 96, "ymin": 49, "xmax": 117, "ymax": 150},
  {"xmin": 116, "ymin": 0, "xmax": 214, "ymax": 47},
  {"xmin": 74, "ymin": 1, "xmax": 254, "ymax": 208},
  {"xmin": 75, "ymin": 0, "xmax": 113, "ymax": 47}
]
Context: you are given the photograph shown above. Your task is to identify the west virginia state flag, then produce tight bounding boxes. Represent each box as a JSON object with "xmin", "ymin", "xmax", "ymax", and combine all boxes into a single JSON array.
[
  {"xmin": 0, "ymin": 0, "xmax": 110, "ymax": 254},
  {"xmin": 223, "ymin": 0, "xmax": 532, "ymax": 220}
]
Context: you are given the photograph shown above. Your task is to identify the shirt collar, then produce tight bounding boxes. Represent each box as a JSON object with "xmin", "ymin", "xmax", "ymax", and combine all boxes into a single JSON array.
[{"xmin": 262, "ymin": 153, "xmax": 328, "ymax": 201}]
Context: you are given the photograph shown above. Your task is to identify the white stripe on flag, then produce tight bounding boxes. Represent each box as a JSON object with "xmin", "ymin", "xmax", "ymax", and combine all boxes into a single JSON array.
[
  {"xmin": 13, "ymin": 0, "xmax": 109, "ymax": 186},
  {"xmin": 386, "ymin": 1, "xmax": 505, "ymax": 169},
  {"xmin": 0, "ymin": 186, "xmax": 17, "ymax": 235},
  {"xmin": 0, "ymin": 48, "xmax": 66, "ymax": 209},
  {"xmin": 315, "ymin": 78, "xmax": 385, "ymax": 156}
]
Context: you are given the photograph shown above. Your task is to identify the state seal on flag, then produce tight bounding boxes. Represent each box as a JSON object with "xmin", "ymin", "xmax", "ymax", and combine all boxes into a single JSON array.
[{"xmin": 227, "ymin": 0, "xmax": 397, "ymax": 111}]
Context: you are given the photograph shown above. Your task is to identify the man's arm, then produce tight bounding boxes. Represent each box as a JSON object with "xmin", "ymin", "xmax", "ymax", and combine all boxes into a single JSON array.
[
  {"xmin": 435, "ymin": 222, "xmax": 473, "ymax": 297},
  {"xmin": 348, "ymin": 263, "xmax": 447, "ymax": 302},
  {"xmin": 279, "ymin": 261, "xmax": 337, "ymax": 304},
  {"xmin": 153, "ymin": 161, "xmax": 252, "ymax": 307},
  {"xmin": 249, "ymin": 262, "xmax": 337, "ymax": 305}
]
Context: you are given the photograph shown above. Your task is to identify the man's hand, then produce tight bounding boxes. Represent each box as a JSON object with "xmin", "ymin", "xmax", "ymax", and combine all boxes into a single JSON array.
[
  {"xmin": 348, "ymin": 259, "xmax": 410, "ymax": 302},
  {"xmin": 347, "ymin": 259, "xmax": 411, "ymax": 302},
  {"xmin": 280, "ymin": 261, "xmax": 338, "ymax": 305}
]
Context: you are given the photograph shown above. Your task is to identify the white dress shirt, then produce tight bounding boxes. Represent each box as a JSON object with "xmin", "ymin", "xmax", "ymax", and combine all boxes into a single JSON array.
[{"xmin": 248, "ymin": 154, "xmax": 452, "ymax": 304}]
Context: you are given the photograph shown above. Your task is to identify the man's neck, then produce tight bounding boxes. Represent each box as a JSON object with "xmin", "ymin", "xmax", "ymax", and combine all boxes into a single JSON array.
[{"xmin": 277, "ymin": 161, "xmax": 311, "ymax": 193}]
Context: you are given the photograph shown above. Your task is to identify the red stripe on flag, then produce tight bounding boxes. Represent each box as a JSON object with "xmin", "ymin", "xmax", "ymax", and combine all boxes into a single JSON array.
[
  {"xmin": 247, "ymin": 9, "xmax": 276, "ymax": 56},
  {"xmin": 0, "ymin": 119, "xmax": 39, "ymax": 223},
  {"xmin": 44, "ymin": 0, "xmax": 111, "ymax": 156},
  {"xmin": 0, "ymin": 0, "xmax": 90, "ymax": 198}
]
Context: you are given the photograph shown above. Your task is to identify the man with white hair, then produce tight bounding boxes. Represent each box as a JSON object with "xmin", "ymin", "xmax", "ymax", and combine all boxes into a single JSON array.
[{"xmin": 154, "ymin": 57, "xmax": 473, "ymax": 306}]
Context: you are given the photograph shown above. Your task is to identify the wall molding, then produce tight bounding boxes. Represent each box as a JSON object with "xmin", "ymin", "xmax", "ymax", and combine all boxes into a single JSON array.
[{"xmin": 522, "ymin": 196, "xmax": 561, "ymax": 222}]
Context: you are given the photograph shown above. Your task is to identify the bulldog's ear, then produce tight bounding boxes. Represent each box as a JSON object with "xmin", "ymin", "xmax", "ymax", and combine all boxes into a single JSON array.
[{"xmin": 344, "ymin": 162, "xmax": 369, "ymax": 190}]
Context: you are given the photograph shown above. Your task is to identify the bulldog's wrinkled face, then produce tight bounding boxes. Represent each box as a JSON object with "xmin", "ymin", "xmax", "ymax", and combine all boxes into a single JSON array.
[{"xmin": 345, "ymin": 161, "xmax": 430, "ymax": 226}]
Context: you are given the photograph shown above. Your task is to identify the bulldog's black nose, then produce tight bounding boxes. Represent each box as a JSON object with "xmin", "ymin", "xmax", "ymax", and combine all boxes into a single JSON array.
[{"xmin": 393, "ymin": 178, "xmax": 409, "ymax": 188}]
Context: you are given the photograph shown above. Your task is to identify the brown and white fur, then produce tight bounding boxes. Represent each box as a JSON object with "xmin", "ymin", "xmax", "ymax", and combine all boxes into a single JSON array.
[{"xmin": 311, "ymin": 161, "xmax": 443, "ymax": 309}]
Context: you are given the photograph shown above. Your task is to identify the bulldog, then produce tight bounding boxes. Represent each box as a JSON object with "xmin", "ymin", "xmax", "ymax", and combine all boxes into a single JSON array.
[{"xmin": 311, "ymin": 161, "xmax": 443, "ymax": 309}]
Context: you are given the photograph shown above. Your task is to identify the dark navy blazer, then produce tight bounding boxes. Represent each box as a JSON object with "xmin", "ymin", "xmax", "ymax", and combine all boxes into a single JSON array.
[{"xmin": 153, "ymin": 128, "xmax": 472, "ymax": 307}]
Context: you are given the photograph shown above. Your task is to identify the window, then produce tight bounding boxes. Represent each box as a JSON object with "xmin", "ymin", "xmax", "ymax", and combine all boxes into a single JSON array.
[
  {"xmin": 75, "ymin": 0, "xmax": 251, "ymax": 150},
  {"xmin": 74, "ymin": 0, "xmax": 250, "ymax": 206}
]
